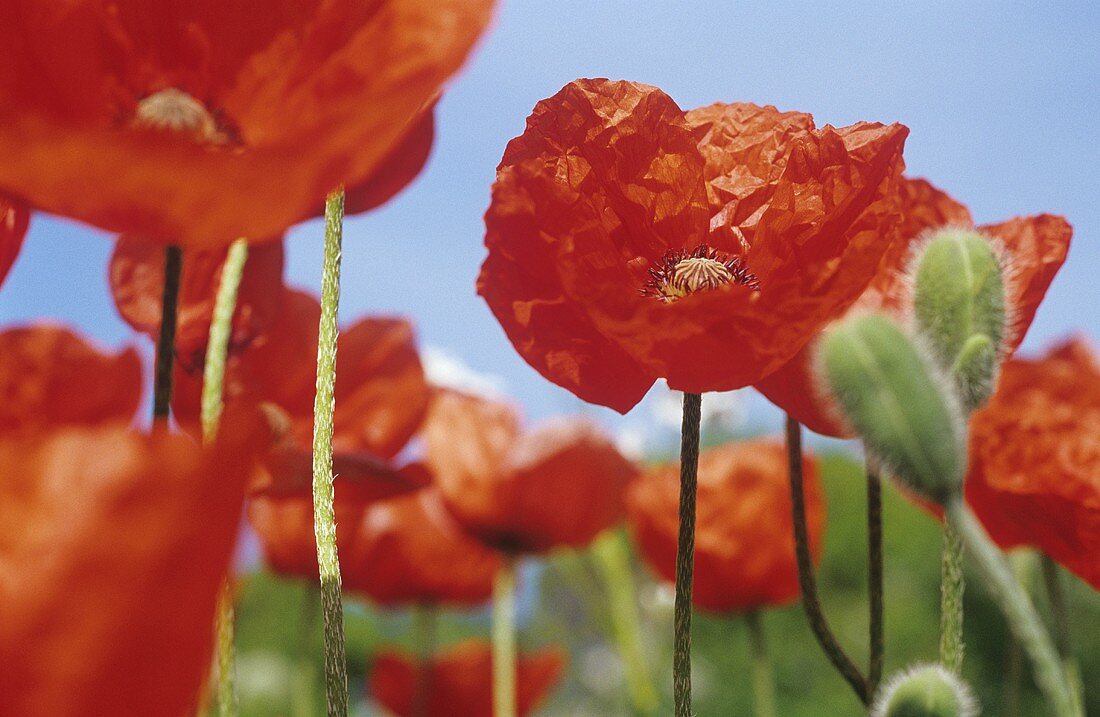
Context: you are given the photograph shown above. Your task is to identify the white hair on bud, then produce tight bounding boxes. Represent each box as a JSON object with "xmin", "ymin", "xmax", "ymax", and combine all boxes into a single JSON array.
[{"xmin": 871, "ymin": 663, "xmax": 980, "ymax": 717}]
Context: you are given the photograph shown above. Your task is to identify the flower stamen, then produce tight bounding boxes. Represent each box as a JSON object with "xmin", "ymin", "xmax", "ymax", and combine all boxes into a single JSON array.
[
  {"xmin": 641, "ymin": 245, "xmax": 760, "ymax": 302},
  {"xmin": 133, "ymin": 88, "xmax": 227, "ymax": 145}
]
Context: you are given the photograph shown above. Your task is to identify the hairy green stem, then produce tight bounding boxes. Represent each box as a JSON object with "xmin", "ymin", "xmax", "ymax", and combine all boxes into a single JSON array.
[
  {"xmin": 592, "ymin": 529, "xmax": 659, "ymax": 715},
  {"xmin": 944, "ymin": 499, "xmax": 1077, "ymax": 717},
  {"xmin": 199, "ymin": 237, "xmax": 249, "ymax": 717},
  {"xmin": 313, "ymin": 189, "xmax": 348, "ymax": 717},
  {"xmin": 866, "ymin": 460, "xmax": 884, "ymax": 693},
  {"xmin": 492, "ymin": 555, "xmax": 518, "ymax": 717},
  {"xmin": 152, "ymin": 244, "xmax": 183, "ymax": 423},
  {"xmin": 939, "ymin": 520, "xmax": 966, "ymax": 672},
  {"xmin": 673, "ymin": 392, "xmax": 702, "ymax": 717},
  {"xmin": 746, "ymin": 611, "xmax": 778, "ymax": 717},
  {"xmin": 785, "ymin": 416, "xmax": 869, "ymax": 704}
]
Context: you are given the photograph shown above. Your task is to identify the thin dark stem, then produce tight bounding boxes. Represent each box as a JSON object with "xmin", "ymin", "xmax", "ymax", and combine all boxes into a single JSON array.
[
  {"xmin": 1004, "ymin": 631, "xmax": 1023, "ymax": 717},
  {"xmin": 866, "ymin": 460, "xmax": 885, "ymax": 694},
  {"xmin": 785, "ymin": 415, "xmax": 869, "ymax": 705},
  {"xmin": 673, "ymin": 392, "xmax": 702, "ymax": 717},
  {"xmin": 152, "ymin": 244, "xmax": 182, "ymax": 423}
]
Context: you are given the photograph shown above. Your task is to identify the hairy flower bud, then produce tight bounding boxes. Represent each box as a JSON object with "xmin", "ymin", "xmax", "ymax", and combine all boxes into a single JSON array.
[
  {"xmin": 871, "ymin": 664, "xmax": 978, "ymax": 717},
  {"xmin": 818, "ymin": 314, "xmax": 965, "ymax": 504},
  {"xmin": 912, "ymin": 228, "xmax": 1007, "ymax": 411}
]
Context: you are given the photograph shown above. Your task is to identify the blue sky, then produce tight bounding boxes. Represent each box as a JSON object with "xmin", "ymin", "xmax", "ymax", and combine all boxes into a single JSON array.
[{"xmin": 2, "ymin": 1, "xmax": 1096, "ymax": 444}]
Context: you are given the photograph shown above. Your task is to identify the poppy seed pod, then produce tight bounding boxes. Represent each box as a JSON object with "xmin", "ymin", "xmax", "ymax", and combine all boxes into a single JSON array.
[
  {"xmin": 912, "ymin": 229, "xmax": 1007, "ymax": 411},
  {"xmin": 871, "ymin": 664, "xmax": 978, "ymax": 717},
  {"xmin": 818, "ymin": 314, "xmax": 965, "ymax": 504}
]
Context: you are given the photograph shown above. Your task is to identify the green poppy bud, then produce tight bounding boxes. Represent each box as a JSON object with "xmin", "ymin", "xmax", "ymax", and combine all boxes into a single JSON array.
[
  {"xmin": 818, "ymin": 314, "xmax": 965, "ymax": 504},
  {"xmin": 872, "ymin": 664, "xmax": 978, "ymax": 717},
  {"xmin": 912, "ymin": 228, "xmax": 1007, "ymax": 411}
]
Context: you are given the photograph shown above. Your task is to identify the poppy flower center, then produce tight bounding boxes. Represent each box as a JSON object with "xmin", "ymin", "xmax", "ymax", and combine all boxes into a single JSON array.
[
  {"xmin": 641, "ymin": 245, "xmax": 760, "ymax": 302},
  {"xmin": 133, "ymin": 89, "xmax": 228, "ymax": 145}
]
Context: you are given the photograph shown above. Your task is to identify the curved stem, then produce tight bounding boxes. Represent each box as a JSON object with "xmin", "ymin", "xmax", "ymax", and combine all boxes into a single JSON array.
[
  {"xmin": 592, "ymin": 529, "xmax": 659, "ymax": 715},
  {"xmin": 785, "ymin": 415, "xmax": 868, "ymax": 704},
  {"xmin": 152, "ymin": 244, "xmax": 183, "ymax": 424},
  {"xmin": 746, "ymin": 611, "xmax": 777, "ymax": 717},
  {"xmin": 492, "ymin": 555, "xmax": 518, "ymax": 717},
  {"xmin": 199, "ymin": 238, "xmax": 249, "ymax": 717},
  {"xmin": 312, "ymin": 189, "xmax": 348, "ymax": 717},
  {"xmin": 939, "ymin": 519, "xmax": 966, "ymax": 672},
  {"xmin": 1041, "ymin": 555, "xmax": 1085, "ymax": 713},
  {"xmin": 673, "ymin": 392, "xmax": 702, "ymax": 717},
  {"xmin": 412, "ymin": 605, "xmax": 437, "ymax": 717},
  {"xmin": 944, "ymin": 499, "xmax": 1077, "ymax": 717},
  {"xmin": 866, "ymin": 460, "xmax": 884, "ymax": 693}
]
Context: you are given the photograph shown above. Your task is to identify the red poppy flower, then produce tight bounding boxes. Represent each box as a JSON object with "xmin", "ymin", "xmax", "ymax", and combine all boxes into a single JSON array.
[
  {"xmin": 479, "ymin": 78, "xmax": 908, "ymax": 412},
  {"xmin": 0, "ymin": 323, "xmax": 262, "ymax": 716},
  {"xmin": 627, "ymin": 439, "xmax": 825, "ymax": 613},
  {"xmin": 0, "ymin": 1, "xmax": 493, "ymax": 248},
  {"xmin": 109, "ymin": 234, "xmax": 285, "ymax": 370},
  {"xmin": 424, "ymin": 388, "xmax": 639, "ymax": 554},
  {"xmin": 173, "ymin": 286, "xmax": 430, "ymax": 461},
  {"xmin": 0, "ymin": 196, "xmax": 29, "ymax": 288},
  {"xmin": 369, "ymin": 640, "xmax": 565, "ymax": 717},
  {"xmin": 965, "ymin": 337, "xmax": 1100, "ymax": 589},
  {"xmin": 0, "ymin": 324, "xmax": 141, "ymax": 434},
  {"xmin": 756, "ymin": 176, "xmax": 1072, "ymax": 437}
]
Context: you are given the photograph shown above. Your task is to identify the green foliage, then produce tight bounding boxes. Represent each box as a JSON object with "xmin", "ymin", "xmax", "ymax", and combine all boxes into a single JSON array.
[{"xmin": 820, "ymin": 314, "xmax": 965, "ymax": 504}]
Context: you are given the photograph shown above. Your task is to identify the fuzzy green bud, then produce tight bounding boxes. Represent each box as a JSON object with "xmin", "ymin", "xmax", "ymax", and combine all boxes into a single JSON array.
[
  {"xmin": 912, "ymin": 228, "xmax": 1007, "ymax": 411},
  {"xmin": 819, "ymin": 314, "xmax": 965, "ymax": 504},
  {"xmin": 872, "ymin": 664, "xmax": 978, "ymax": 717}
]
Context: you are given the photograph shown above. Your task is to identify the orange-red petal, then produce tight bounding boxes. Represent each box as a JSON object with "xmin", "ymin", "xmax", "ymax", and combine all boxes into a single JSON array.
[
  {"xmin": 0, "ymin": 1, "xmax": 494, "ymax": 248},
  {"xmin": 343, "ymin": 106, "xmax": 435, "ymax": 216},
  {"xmin": 0, "ymin": 196, "xmax": 29, "ymax": 288},
  {"xmin": 0, "ymin": 418, "xmax": 259, "ymax": 716},
  {"xmin": 628, "ymin": 439, "xmax": 825, "ymax": 613},
  {"xmin": 369, "ymin": 640, "xmax": 565, "ymax": 717},
  {"xmin": 109, "ymin": 234, "xmax": 284, "ymax": 369},
  {"xmin": 0, "ymin": 324, "xmax": 140, "ymax": 433}
]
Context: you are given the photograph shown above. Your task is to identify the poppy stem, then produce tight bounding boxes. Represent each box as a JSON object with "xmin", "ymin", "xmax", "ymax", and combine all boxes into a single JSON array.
[
  {"xmin": 312, "ymin": 189, "xmax": 349, "ymax": 717},
  {"xmin": 412, "ymin": 605, "xmax": 436, "ymax": 717},
  {"xmin": 492, "ymin": 554, "xmax": 518, "ymax": 717},
  {"xmin": 746, "ymin": 610, "xmax": 777, "ymax": 717},
  {"xmin": 198, "ymin": 237, "xmax": 249, "ymax": 717},
  {"xmin": 939, "ymin": 520, "xmax": 966, "ymax": 672},
  {"xmin": 784, "ymin": 415, "xmax": 869, "ymax": 704},
  {"xmin": 866, "ymin": 459, "xmax": 885, "ymax": 694},
  {"xmin": 592, "ymin": 528, "xmax": 659, "ymax": 715},
  {"xmin": 943, "ymin": 498, "xmax": 1078, "ymax": 717},
  {"xmin": 673, "ymin": 391, "xmax": 701, "ymax": 717},
  {"xmin": 152, "ymin": 244, "xmax": 183, "ymax": 424},
  {"xmin": 1040, "ymin": 554, "xmax": 1085, "ymax": 712}
]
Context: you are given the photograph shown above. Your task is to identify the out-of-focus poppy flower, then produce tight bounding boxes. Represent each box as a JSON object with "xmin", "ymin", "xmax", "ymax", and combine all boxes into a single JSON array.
[
  {"xmin": 342, "ymin": 106, "xmax": 436, "ymax": 216},
  {"xmin": 1, "ymin": 196, "xmax": 29, "ymax": 288},
  {"xmin": 369, "ymin": 640, "xmax": 565, "ymax": 717},
  {"xmin": 0, "ymin": 1, "xmax": 494, "ymax": 249},
  {"xmin": 627, "ymin": 439, "xmax": 825, "ymax": 613},
  {"xmin": 479, "ymin": 78, "xmax": 908, "ymax": 413},
  {"xmin": 756, "ymin": 176, "xmax": 1072, "ymax": 437},
  {"xmin": 966, "ymin": 337, "xmax": 1100, "ymax": 589},
  {"xmin": 109, "ymin": 235, "xmax": 285, "ymax": 370},
  {"xmin": 0, "ymin": 322, "xmax": 262, "ymax": 716},
  {"xmin": 424, "ymin": 389, "xmax": 638, "ymax": 554},
  {"xmin": 174, "ymin": 286, "xmax": 430, "ymax": 461},
  {"xmin": 0, "ymin": 324, "xmax": 141, "ymax": 434}
]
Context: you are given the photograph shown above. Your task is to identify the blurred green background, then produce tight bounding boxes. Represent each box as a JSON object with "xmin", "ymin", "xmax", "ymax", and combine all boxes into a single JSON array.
[{"xmin": 229, "ymin": 453, "xmax": 1099, "ymax": 716}]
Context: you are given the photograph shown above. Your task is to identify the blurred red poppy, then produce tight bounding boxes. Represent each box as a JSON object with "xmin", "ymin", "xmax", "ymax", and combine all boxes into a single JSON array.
[
  {"xmin": 966, "ymin": 337, "xmax": 1100, "ymax": 589},
  {"xmin": 479, "ymin": 78, "xmax": 908, "ymax": 412},
  {"xmin": 756, "ymin": 176, "xmax": 1072, "ymax": 437},
  {"xmin": 0, "ymin": 323, "xmax": 262, "ymax": 716},
  {"xmin": 0, "ymin": 1, "xmax": 494, "ymax": 248},
  {"xmin": 0, "ymin": 324, "xmax": 141, "ymax": 434},
  {"xmin": 369, "ymin": 640, "xmax": 565, "ymax": 717},
  {"xmin": 109, "ymin": 235, "xmax": 285, "ymax": 371},
  {"xmin": 0, "ymin": 196, "xmax": 29, "ymax": 288},
  {"xmin": 424, "ymin": 389, "xmax": 639, "ymax": 554},
  {"xmin": 174, "ymin": 286, "xmax": 430, "ymax": 461},
  {"xmin": 627, "ymin": 439, "xmax": 825, "ymax": 613}
]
